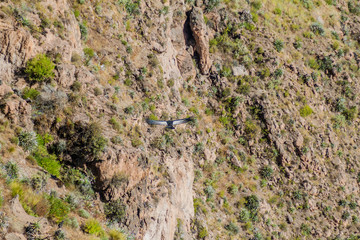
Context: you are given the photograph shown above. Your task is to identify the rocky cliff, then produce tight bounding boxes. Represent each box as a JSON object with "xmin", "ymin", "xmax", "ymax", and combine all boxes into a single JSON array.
[{"xmin": 1, "ymin": 0, "xmax": 360, "ymax": 239}]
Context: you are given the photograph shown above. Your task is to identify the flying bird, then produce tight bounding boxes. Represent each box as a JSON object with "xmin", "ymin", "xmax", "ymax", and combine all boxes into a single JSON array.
[{"xmin": 146, "ymin": 117, "xmax": 194, "ymax": 129}]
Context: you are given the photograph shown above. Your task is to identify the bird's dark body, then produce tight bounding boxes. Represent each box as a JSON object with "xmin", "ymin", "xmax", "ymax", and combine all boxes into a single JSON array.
[
  {"xmin": 146, "ymin": 117, "xmax": 193, "ymax": 129},
  {"xmin": 166, "ymin": 121, "xmax": 175, "ymax": 129}
]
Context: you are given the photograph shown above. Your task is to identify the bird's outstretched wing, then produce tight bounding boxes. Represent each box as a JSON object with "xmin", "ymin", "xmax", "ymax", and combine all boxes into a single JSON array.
[
  {"xmin": 173, "ymin": 117, "xmax": 194, "ymax": 125},
  {"xmin": 146, "ymin": 119, "xmax": 168, "ymax": 126}
]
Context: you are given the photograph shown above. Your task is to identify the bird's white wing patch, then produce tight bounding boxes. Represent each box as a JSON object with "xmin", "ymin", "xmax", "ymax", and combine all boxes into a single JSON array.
[
  {"xmin": 146, "ymin": 119, "xmax": 168, "ymax": 126},
  {"xmin": 173, "ymin": 118, "xmax": 191, "ymax": 125}
]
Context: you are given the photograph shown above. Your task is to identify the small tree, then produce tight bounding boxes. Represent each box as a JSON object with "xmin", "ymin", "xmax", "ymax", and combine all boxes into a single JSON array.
[{"xmin": 25, "ymin": 54, "xmax": 55, "ymax": 82}]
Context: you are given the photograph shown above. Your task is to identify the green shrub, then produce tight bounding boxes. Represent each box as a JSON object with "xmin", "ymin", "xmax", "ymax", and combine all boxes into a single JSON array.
[
  {"xmin": 227, "ymin": 184, "xmax": 238, "ymax": 195},
  {"xmin": 32, "ymin": 145, "xmax": 61, "ymax": 177},
  {"xmin": 220, "ymin": 88, "xmax": 231, "ymax": 98},
  {"xmin": 343, "ymin": 106, "xmax": 358, "ymax": 121},
  {"xmin": 310, "ymin": 22, "xmax": 325, "ymax": 36},
  {"xmin": 293, "ymin": 38, "xmax": 302, "ymax": 49},
  {"xmin": 301, "ymin": 0, "xmax": 313, "ymax": 9},
  {"xmin": 236, "ymin": 83, "xmax": 250, "ymax": 95},
  {"xmin": 94, "ymin": 87, "xmax": 102, "ymax": 96},
  {"xmin": 299, "ymin": 105, "xmax": 313, "ymax": 117},
  {"xmin": 59, "ymin": 122, "xmax": 107, "ymax": 164},
  {"xmin": 95, "ymin": 4, "xmax": 102, "ymax": 14},
  {"xmin": 30, "ymin": 172, "xmax": 48, "ymax": 191},
  {"xmin": 318, "ymin": 56, "xmax": 334, "ymax": 74},
  {"xmin": 245, "ymin": 195, "xmax": 259, "ymax": 211},
  {"xmin": 22, "ymin": 87, "xmax": 40, "ymax": 100},
  {"xmin": 71, "ymin": 53, "xmax": 82, "ymax": 63},
  {"xmin": 54, "ymin": 229, "xmax": 66, "ymax": 240},
  {"xmin": 205, "ymin": 0, "xmax": 220, "ymax": 12},
  {"xmin": 83, "ymin": 47, "xmax": 95, "ymax": 64},
  {"xmin": 62, "ymin": 168, "xmax": 94, "ymax": 198},
  {"xmin": 25, "ymin": 54, "xmax": 55, "ymax": 82},
  {"xmin": 259, "ymin": 68, "xmax": 270, "ymax": 78},
  {"xmin": 131, "ymin": 137, "xmax": 143, "ymax": 147},
  {"xmin": 73, "ymin": 9, "xmax": 80, "ymax": 18},
  {"xmin": 47, "ymin": 195, "xmax": 69, "ymax": 222},
  {"xmin": 83, "ymin": 218, "xmax": 104, "ymax": 236},
  {"xmin": 167, "ymin": 78, "xmax": 174, "ymax": 87},
  {"xmin": 109, "ymin": 230, "xmax": 127, "ymax": 240},
  {"xmin": 251, "ymin": 0, "xmax": 262, "ymax": 10},
  {"xmin": 274, "ymin": 39, "xmax": 284, "ymax": 52},
  {"xmin": 244, "ymin": 120, "xmax": 258, "ymax": 138},
  {"xmin": 220, "ymin": 66, "xmax": 232, "ymax": 77},
  {"xmin": 307, "ymin": 58, "xmax": 319, "ymax": 70},
  {"xmin": 348, "ymin": 0, "xmax": 360, "ymax": 15},
  {"xmin": 342, "ymin": 211, "xmax": 350, "ymax": 220},
  {"xmin": 124, "ymin": 78, "xmax": 132, "ymax": 86},
  {"xmin": 274, "ymin": 7, "xmax": 281, "ymax": 15},
  {"xmin": 204, "ymin": 185, "xmax": 215, "ymax": 199},
  {"xmin": 118, "ymin": 0, "xmax": 140, "ymax": 15},
  {"xmin": 238, "ymin": 208, "xmax": 250, "ymax": 222},
  {"xmin": 104, "ymin": 199, "xmax": 126, "ymax": 223},
  {"xmin": 292, "ymin": 190, "xmax": 303, "ymax": 200},
  {"xmin": 332, "ymin": 41, "xmax": 340, "ymax": 50},
  {"xmin": 148, "ymin": 114, "xmax": 158, "ymax": 120},
  {"xmin": 18, "ymin": 131, "xmax": 38, "ymax": 152},
  {"xmin": 274, "ymin": 68, "xmax": 283, "ymax": 78},
  {"xmin": 245, "ymin": 22, "xmax": 256, "ymax": 31},
  {"xmin": 79, "ymin": 22, "xmax": 88, "ymax": 40},
  {"xmin": 79, "ymin": 209, "xmax": 91, "ymax": 218},
  {"xmin": 332, "ymin": 114, "xmax": 346, "ymax": 129},
  {"xmin": 303, "ymin": 31, "xmax": 315, "ymax": 39},
  {"xmin": 5, "ymin": 161, "xmax": 18, "ymax": 179},
  {"xmin": 194, "ymin": 142, "xmax": 204, "ymax": 153},
  {"xmin": 260, "ymin": 166, "xmax": 273, "ymax": 179},
  {"xmin": 65, "ymin": 217, "xmax": 79, "ymax": 229},
  {"xmin": 224, "ymin": 222, "xmax": 239, "ymax": 235},
  {"xmin": 325, "ymin": 0, "xmax": 336, "ymax": 5},
  {"xmin": 300, "ymin": 223, "xmax": 311, "ymax": 236},
  {"xmin": 0, "ymin": 191, "xmax": 3, "ymax": 208},
  {"xmin": 71, "ymin": 81, "xmax": 82, "ymax": 92},
  {"xmin": 109, "ymin": 117, "xmax": 121, "ymax": 131},
  {"xmin": 210, "ymin": 33, "xmax": 249, "ymax": 58},
  {"xmin": 197, "ymin": 225, "xmax": 208, "ymax": 238}
]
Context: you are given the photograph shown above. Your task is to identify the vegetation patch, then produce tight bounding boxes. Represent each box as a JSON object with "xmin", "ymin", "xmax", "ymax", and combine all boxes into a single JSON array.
[
  {"xmin": 25, "ymin": 54, "xmax": 55, "ymax": 82},
  {"xmin": 82, "ymin": 218, "xmax": 104, "ymax": 236},
  {"xmin": 104, "ymin": 199, "xmax": 126, "ymax": 223},
  {"xmin": 58, "ymin": 122, "xmax": 107, "ymax": 165},
  {"xmin": 299, "ymin": 105, "xmax": 313, "ymax": 117},
  {"xmin": 47, "ymin": 194, "xmax": 70, "ymax": 222}
]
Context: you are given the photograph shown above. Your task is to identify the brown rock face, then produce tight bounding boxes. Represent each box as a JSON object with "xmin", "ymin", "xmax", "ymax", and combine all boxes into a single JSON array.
[
  {"xmin": 5, "ymin": 233, "xmax": 27, "ymax": 240},
  {"xmin": 176, "ymin": 49, "xmax": 196, "ymax": 80},
  {"xmin": 1, "ymin": 94, "xmax": 32, "ymax": 128},
  {"xmin": 57, "ymin": 64, "xmax": 76, "ymax": 87},
  {"xmin": 0, "ymin": 28, "xmax": 34, "ymax": 67},
  {"xmin": 190, "ymin": 7, "xmax": 211, "ymax": 74}
]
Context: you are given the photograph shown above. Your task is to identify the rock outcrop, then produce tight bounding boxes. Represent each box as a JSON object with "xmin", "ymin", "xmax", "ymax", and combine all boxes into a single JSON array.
[{"xmin": 190, "ymin": 7, "xmax": 211, "ymax": 74}]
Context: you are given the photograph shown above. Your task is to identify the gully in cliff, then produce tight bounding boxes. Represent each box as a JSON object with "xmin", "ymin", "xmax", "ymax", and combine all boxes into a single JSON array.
[{"xmin": 146, "ymin": 117, "xmax": 194, "ymax": 129}]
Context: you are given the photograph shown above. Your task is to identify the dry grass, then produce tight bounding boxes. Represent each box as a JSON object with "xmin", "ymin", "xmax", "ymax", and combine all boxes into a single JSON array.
[{"xmin": 10, "ymin": 181, "xmax": 49, "ymax": 216}]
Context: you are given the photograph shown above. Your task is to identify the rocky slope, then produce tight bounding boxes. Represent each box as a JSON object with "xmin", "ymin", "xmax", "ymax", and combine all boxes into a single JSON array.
[{"xmin": 1, "ymin": 0, "xmax": 360, "ymax": 239}]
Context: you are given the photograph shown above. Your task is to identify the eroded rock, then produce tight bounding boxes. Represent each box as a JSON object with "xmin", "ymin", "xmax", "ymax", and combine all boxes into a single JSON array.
[
  {"xmin": 190, "ymin": 7, "xmax": 211, "ymax": 74},
  {"xmin": 2, "ymin": 95, "xmax": 32, "ymax": 128},
  {"xmin": 57, "ymin": 63, "xmax": 76, "ymax": 87}
]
